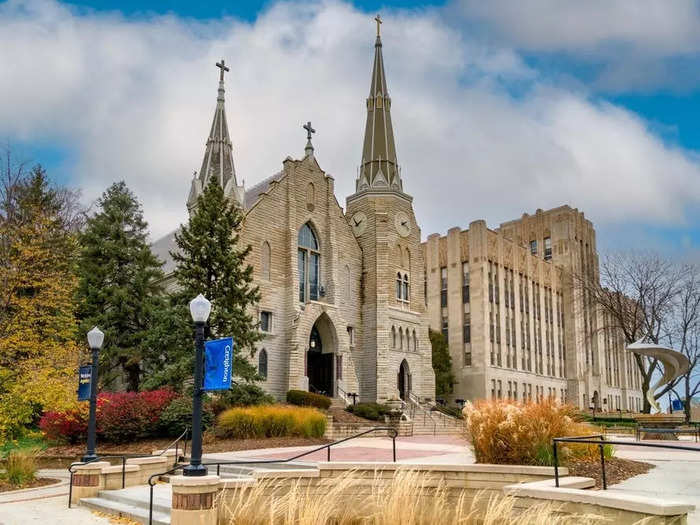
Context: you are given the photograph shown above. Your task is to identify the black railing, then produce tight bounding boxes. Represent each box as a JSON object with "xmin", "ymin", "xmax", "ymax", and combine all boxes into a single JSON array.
[
  {"xmin": 146, "ymin": 426, "xmax": 399, "ymax": 525},
  {"xmin": 67, "ymin": 427, "xmax": 189, "ymax": 508},
  {"xmin": 552, "ymin": 434, "xmax": 700, "ymax": 490}
]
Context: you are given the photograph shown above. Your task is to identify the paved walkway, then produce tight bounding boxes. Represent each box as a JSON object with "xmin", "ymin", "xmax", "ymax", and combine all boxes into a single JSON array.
[
  {"xmin": 0, "ymin": 469, "xmax": 111, "ymax": 524},
  {"xmin": 611, "ymin": 438, "xmax": 700, "ymax": 524},
  {"xmin": 204, "ymin": 435, "xmax": 474, "ymax": 465}
]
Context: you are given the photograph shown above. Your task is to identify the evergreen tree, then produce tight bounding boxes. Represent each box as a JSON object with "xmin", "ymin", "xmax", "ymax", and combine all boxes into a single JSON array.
[
  {"xmin": 0, "ymin": 166, "xmax": 80, "ymax": 438},
  {"xmin": 155, "ymin": 177, "xmax": 261, "ymax": 387},
  {"xmin": 429, "ymin": 329, "xmax": 455, "ymax": 398},
  {"xmin": 76, "ymin": 181, "xmax": 165, "ymax": 391}
]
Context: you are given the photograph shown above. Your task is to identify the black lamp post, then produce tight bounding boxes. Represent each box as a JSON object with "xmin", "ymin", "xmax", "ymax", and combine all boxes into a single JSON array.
[
  {"xmin": 183, "ymin": 293, "xmax": 211, "ymax": 477},
  {"xmin": 83, "ymin": 326, "xmax": 104, "ymax": 463}
]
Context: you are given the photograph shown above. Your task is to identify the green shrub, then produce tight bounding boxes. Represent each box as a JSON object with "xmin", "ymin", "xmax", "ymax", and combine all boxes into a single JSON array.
[
  {"xmin": 159, "ymin": 397, "xmax": 214, "ymax": 437},
  {"xmin": 207, "ymin": 384, "xmax": 275, "ymax": 416},
  {"xmin": 5, "ymin": 448, "xmax": 37, "ymax": 486},
  {"xmin": 286, "ymin": 390, "xmax": 331, "ymax": 410},
  {"xmin": 346, "ymin": 402, "xmax": 390, "ymax": 421},
  {"xmin": 216, "ymin": 405, "xmax": 326, "ymax": 439}
]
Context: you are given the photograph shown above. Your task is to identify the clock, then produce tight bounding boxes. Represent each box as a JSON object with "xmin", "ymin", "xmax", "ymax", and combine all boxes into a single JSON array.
[
  {"xmin": 395, "ymin": 211, "xmax": 411, "ymax": 237},
  {"xmin": 351, "ymin": 211, "xmax": 367, "ymax": 237}
]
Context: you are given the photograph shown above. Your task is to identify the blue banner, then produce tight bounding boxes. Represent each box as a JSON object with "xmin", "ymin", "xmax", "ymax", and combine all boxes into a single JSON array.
[
  {"xmin": 77, "ymin": 365, "xmax": 92, "ymax": 401},
  {"xmin": 672, "ymin": 399, "xmax": 684, "ymax": 411},
  {"xmin": 203, "ymin": 337, "xmax": 233, "ymax": 391}
]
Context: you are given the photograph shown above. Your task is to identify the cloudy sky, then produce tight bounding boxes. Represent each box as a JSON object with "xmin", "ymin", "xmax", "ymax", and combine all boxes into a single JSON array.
[{"xmin": 1, "ymin": 0, "xmax": 699, "ymax": 257}]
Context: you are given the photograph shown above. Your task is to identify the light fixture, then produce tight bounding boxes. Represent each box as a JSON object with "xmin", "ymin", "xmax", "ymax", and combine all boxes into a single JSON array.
[
  {"xmin": 189, "ymin": 294, "xmax": 212, "ymax": 323},
  {"xmin": 87, "ymin": 326, "xmax": 104, "ymax": 350}
]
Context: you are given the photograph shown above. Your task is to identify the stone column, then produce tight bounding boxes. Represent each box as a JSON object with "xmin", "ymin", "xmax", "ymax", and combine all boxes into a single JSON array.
[
  {"xmin": 70, "ymin": 461, "xmax": 109, "ymax": 505},
  {"xmin": 170, "ymin": 475, "xmax": 221, "ymax": 525}
]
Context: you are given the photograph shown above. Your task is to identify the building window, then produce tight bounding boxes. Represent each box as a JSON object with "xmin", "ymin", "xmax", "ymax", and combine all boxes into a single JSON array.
[
  {"xmin": 441, "ymin": 316, "xmax": 448, "ymax": 338},
  {"xmin": 530, "ymin": 239, "xmax": 537, "ymax": 255},
  {"xmin": 336, "ymin": 354, "xmax": 343, "ymax": 380},
  {"xmin": 403, "ymin": 273, "xmax": 410, "ymax": 302},
  {"xmin": 392, "ymin": 326, "xmax": 396, "ymax": 348},
  {"xmin": 544, "ymin": 237, "xmax": 552, "ymax": 261},
  {"xmin": 260, "ymin": 311, "xmax": 272, "ymax": 333},
  {"xmin": 412, "ymin": 330, "xmax": 417, "ymax": 352},
  {"xmin": 463, "ymin": 313, "xmax": 471, "ymax": 343},
  {"xmin": 463, "ymin": 349, "xmax": 471, "ymax": 367},
  {"xmin": 298, "ymin": 223, "xmax": 320, "ymax": 302},
  {"xmin": 261, "ymin": 241, "xmax": 271, "ymax": 280},
  {"xmin": 347, "ymin": 326, "xmax": 354, "ymax": 345},
  {"xmin": 396, "ymin": 273, "xmax": 402, "ymax": 301},
  {"xmin": 462, "ymin": 263, "xmax": 470, "ymax": 304},
  {"xmin": 440, "ymin": 267, "xmax": 447, "ymax": 307},
  {"xmin": 258, "ymin": 348, "xmax": 268, "ymax": 379}
]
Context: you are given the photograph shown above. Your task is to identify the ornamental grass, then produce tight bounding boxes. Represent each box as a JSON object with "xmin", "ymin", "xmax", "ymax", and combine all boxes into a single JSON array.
[
  {"xmin": 216, "ymin": 405, "xmax": 326, "ymax": 439},
  {"xmin": 463, "ymin": 398, "xmax": 605, "ymax": 466},
  {"xmin": 4, "ymin": 448, "xmax": 38, "ymax": 486},
  {"xmin": 219, "ymin": 469, "xmax": 606, "ymax": 524}
]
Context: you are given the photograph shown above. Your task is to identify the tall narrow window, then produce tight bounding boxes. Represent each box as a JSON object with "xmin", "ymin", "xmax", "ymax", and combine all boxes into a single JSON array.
[
  {"xmin": 530, "ymin": 240, "xmax": 537, "ymax": 255},
  {"xmin": 412, "ymin": 330, "xmax": 417, "ymax": 352},
  {"xmin": 544, "ymin": 236, "xmax": 552, "ymax": 260},
  {"xmin": 399, "ymin": 327, "xmax": 404, "ymax": 350},
  {"xmin": 298, "ymin": 223, "xmax": 320, "ymax": 302},
  {"xmin": 306, "ymin": 182, "xmax": 315, "ymax": 210},
  {"xmin": 258, "ymin": 349, "xmax": 268, "ymax": 379},
  {"xmin": 260, "ymin": 311, "xmax": 272, "ymax": 333},
  {"xmin": 392, "ymin": 326, "xmax": 397, "ymax": 348},
  {"xmin": 462, "ymin": 263, "xmax": 470, "ymax": 304},
  {"xmin": 440, "ymin": 267, "xmax": 448, "ymax": 307},
  {"xmin": 441, "ymin": 316, "xmax": 448, "ymax": 338},
  {"xmin": 261, "ymin": 241, "xmax": 271, "ymax": 281},
  {"xmin": 403, "ymin": 274, "xmax": 409, "ymax": 302},
  {"xmin": 396, "ymin": 273, "xmax": 402, "ymax": 300}
]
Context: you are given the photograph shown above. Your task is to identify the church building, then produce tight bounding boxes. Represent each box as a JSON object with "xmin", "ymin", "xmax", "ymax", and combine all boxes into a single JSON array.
[{"xmin": 153, "ymin": 18, "xmax": 436, "ymax": 404}]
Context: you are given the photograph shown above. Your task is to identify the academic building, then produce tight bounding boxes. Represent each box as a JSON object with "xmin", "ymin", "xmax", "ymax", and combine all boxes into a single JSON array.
[
  {"xmin": 154, "ymin": 19, "xmax": 643, "ymax": 411},
  {"xmin": 423, "ymin": 207, "xmax": 644, "ymax": 412}
]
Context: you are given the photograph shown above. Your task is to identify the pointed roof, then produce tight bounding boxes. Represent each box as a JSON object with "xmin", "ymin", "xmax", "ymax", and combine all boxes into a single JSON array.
[
  {"xmin": 187, "ymin": 59, "xmax": 244, "ymax": 210},
  {"xmin": 354, "ymin": 15, "xmax": 403, "ymax": 196}
]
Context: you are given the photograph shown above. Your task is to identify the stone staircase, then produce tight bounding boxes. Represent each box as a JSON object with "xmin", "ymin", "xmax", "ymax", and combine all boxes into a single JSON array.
[
  {"xmin": 407, "ymin": 403, "xmax": 464, "ymax": 436},
  {"xmin": 79, "ymin": 460, "xmax": 318, "ymax": 524}
]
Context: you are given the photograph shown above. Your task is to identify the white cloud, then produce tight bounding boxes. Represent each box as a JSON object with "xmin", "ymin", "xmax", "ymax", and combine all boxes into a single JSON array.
[
  {"xmin": 1, "ymin": 0, "xmax": 700, "ymax": 245},
  {"xmin": 452, "ymin": 0, "xmax": 700, "ymax": 57}
]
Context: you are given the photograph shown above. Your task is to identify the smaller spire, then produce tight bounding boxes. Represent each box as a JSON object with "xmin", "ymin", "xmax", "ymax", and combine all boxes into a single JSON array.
[{"xmin": 303, "ymin": 121, "xmax": 316, "ymax": 157}]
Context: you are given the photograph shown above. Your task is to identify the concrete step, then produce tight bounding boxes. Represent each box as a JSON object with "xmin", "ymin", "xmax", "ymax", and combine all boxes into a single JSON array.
[
  {"xmin": 81, "ymin": 494, "xmax": 170, "ymax": 525},
  {"xmin": 80, "ymin": 484, "xmax": 173, "ymax": 524}
]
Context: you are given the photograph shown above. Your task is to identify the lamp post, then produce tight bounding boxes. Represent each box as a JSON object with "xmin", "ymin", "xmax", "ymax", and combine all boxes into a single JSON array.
[
  {"xmin": 183, "ymin": 294, "xmax": 211, "ymax": 477},
  {"xmin": 83, "ymin": 326, "xmax": 104, "ymax": 463}
]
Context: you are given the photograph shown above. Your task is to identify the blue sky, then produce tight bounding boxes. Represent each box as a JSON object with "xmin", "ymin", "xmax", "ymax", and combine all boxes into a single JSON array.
[{"xmin": 1, "ymin": 0, "xmax": 699, "ymax": 257}]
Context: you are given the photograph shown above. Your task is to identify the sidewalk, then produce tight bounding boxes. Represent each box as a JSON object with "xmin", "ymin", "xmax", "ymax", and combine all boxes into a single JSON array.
[{"xmin": 0, "ymin": 469, "xmax": 111, "ymax": 524}]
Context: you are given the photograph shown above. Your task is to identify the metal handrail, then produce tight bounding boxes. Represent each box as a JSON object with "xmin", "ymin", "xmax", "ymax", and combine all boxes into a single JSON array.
[
  {"xmin": 67, "ymin": 427, "xmax": 189, "ymax": 508},
  {"xmin": 146, "ymin": 426, "xmax": 399, "ymax": 525},
  {"xmin": 552, "ymin": 434, "xmax": 700, "ymax": 490}
]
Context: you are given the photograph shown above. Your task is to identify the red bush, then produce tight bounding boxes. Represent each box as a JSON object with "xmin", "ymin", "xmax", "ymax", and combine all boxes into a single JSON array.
[
  {"xmin": 38, "ymin": 389, "xmax": 178, "ymax": 444},
  {"xmin": 39, "ymin": 408, "xmax": 88, "ymax": 444}
]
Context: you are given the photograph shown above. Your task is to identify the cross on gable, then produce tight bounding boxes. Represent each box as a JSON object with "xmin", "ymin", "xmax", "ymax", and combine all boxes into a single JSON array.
[
  {"xmin": 375, "ymin": 14, "xmax": 382, "ymax": 36},
  {"xmin": 303, "ymin": 121, "xmax": 316, "ymax": 141},
  {"xmin": 216, "ymin": 59, "xmax": 230, "ymax": 82}
]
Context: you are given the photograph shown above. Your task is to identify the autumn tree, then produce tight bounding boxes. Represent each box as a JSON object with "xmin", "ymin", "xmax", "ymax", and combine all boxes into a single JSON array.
[
  {"xmin": 0, "ymin": 161, "xmax": 81, "ymax": 438},
  {"xmin": 76, "ymin": 182, "xmax": 165, "ymax": 391}
]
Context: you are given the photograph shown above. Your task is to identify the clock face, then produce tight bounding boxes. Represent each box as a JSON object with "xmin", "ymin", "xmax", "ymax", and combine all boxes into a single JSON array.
[
  {"xmin": 351, "ymin": 211, "xmax": 367, "ymax": 237},
  {"xmin": 395, "ymin": 211, "xmax": 411, "ymax": 237}
]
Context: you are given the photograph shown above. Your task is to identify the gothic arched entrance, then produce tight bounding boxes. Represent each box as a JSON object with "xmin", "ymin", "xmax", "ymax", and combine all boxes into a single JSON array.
[
  {"xmin": 306, "ymin": 314, "xmax": 336, "ymax": 397},
  {"xmin": 397, "ymin": 359, "xmax": 411, "ymax": 401}
]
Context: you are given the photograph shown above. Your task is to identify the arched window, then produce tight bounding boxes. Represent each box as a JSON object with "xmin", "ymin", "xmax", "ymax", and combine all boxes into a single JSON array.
[
  {"xmin": 258, "ymin": 349, "xmax": 268, "ymax": 380},
  {"xmin": 399, "ymin": 328, "xmax": 404, "ymax": 349},
  {"xmin": 298, "ymin": 223, "xmax": 320, "ymax": 302},
  {"xmin": 403, "ymin": 274, "xmax": 409, "ymax": 302},
  {"xmin": 413, "ymin": 330, "xmax": 417, "ymax": 352},
  {"xmin": 392, "ymin": 326, "xmax": 397, "ymax": 348},
  {"xmin": 261, "ymin": 241, "xmax": 271, "ymax": 280},
  {"xmin": 396, "ymin": 272, "xmax": 402, "ymax": 300}
]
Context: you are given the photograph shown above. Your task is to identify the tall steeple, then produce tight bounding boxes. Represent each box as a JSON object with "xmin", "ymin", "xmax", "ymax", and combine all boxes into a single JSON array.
[
  {"xmin": 354, "ymin": 15, "xmax": 403, "ymax": 195},
  {"xmin": 187, "ymin": 59, "xmax": 245, "ymax": 211}
]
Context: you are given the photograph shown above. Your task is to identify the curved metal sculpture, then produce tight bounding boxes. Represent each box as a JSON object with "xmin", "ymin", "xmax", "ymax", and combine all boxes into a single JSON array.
[{"xmin": 626, "ymin": 339, "xmax": 690, "ymax": 412}]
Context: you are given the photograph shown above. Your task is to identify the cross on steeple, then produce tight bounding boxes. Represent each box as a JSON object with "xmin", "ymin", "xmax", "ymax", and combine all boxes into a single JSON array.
[
  {"xmin": 216, "ymin": 59, "xmax": 230, "ymax": 82},
  {"xmin": 375, "ymin": 14, "xmax": 382, "ymax": 36},
  {"xmin": 303, "ymin": 121, "xmax": 315, "ymax": 140}
]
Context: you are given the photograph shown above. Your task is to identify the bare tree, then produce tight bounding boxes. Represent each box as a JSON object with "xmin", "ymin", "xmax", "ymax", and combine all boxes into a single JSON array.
[
  {"xmin": 669, "ymin": 265, "xmax": 700, "ymax": 422},
  {"xmin": 578, "ymin": 252, "xmax": 687, "ymax": 413}
]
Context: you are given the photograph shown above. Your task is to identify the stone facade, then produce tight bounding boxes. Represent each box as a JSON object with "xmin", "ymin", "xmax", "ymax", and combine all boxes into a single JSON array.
[
  {"xmin": 153, "ymin": 24, "xmax": 434, "ymax": 404},
  {"xmin": 423, "ymin": 206, "xmax": 644, "ymax": 411}
]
